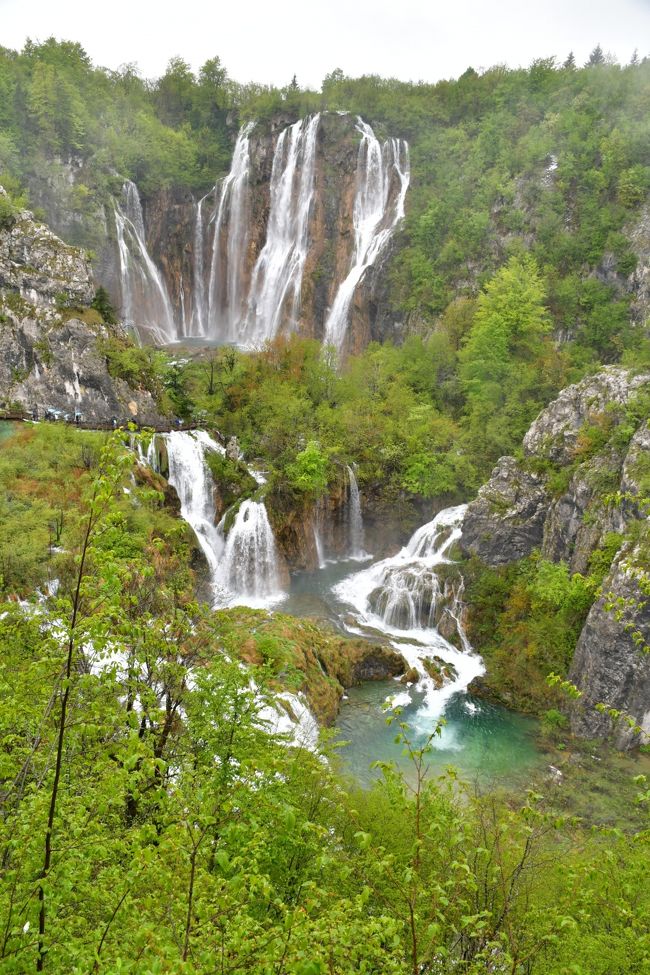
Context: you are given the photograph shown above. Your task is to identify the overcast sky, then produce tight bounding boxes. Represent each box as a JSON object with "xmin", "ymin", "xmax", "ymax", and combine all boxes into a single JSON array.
[{"xmin": 2, "ymin": 0, "xmax": 650, "ymax": 87}]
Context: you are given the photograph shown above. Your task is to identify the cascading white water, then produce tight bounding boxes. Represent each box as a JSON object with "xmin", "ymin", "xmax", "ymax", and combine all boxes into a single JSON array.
[
  {"xmin": 188, "ymin": 192, "xmax": 211, "ymax": 337},
  {"xmin": 114, "ymin": 180, "xmax": 177, "ymax": 343},
  {"xmin": 214, "ymin": 499, "xmax": 285, "ymax": 608},
  {"xmin": 164, "ymin": 430, "xmax": 226, "ymax": 585},
  {"xmin": 333, "ymin": 505, "xmax": 483, "ymax": 737},
  {"xmin": 314, "ymin": 524, "xmax": 326, "ymax": 569},
  {"xmin": 241, "ymin": 114, "xmax": 321, "ymax": 346},
  {"xmin": 205, "ymin": 122, "xmax": 255, "ymax": 341},
  {"xmin": 324, "ymin": 120, "xmax": 410, "ymax": 353},
  {"xmin": 346, "ymin": 465, "xmax": 368, "ymax": 559}
]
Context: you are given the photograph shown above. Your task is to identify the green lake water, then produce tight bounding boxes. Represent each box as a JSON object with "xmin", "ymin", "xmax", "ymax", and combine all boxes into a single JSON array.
[
  {"xmin": 279, "ymin": 555, "xmax": 547, "ymax": 792},
  {"xmin": 334, "ymin": 681, "xmax": 544, "ymax": 789}
]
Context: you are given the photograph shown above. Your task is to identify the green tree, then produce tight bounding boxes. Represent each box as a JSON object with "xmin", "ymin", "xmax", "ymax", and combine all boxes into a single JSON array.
[{"xmin": 459, "ymin": 254, "xmax": 553, "ymax": 468}]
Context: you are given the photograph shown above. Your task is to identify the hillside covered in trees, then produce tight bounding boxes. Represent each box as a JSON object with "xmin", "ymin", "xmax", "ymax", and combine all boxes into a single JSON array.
[{"xmin": 1, "ymin": 36, "xmax": 650, "ymax": 975}]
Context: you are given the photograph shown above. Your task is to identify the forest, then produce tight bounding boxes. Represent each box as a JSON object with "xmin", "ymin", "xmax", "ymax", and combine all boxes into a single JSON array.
[{"xmin": 0, "ymin": 36, "xmax": 649, "ymax": 974}]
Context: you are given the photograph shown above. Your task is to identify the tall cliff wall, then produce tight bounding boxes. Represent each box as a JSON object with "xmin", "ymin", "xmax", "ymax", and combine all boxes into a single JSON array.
[
  {"xmin": 460, "ymin": 367, "xmax": 650, "ymax": 748},
  {"xmin": 0, "ymin": 190, "xmax": 168, "ymax": 425}
]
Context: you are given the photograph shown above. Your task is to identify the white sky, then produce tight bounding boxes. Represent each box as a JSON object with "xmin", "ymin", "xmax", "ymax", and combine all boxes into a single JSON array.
[{"xmin": 1, "ymin": 0, "xmax": 649, "ymax": 87}]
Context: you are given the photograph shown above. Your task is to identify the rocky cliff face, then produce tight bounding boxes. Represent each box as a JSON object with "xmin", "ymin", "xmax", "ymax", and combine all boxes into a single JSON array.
[
  {"xmin": 461, "ymin": 367, "xmax": 650, "ymax": 747},
  {"xmin": 0, "ymin": 191, "xmax": 168, "ymax": 425},
  {"xmin": 46, "ymin": 113, "xmax": 407, "ymax": 353},
  {"xmin": 569, "ymin": 553, "xmax": 650, "ymax": 747}
]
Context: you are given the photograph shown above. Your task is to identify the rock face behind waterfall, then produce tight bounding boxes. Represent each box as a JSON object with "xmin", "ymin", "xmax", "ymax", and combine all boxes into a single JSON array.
[
  {"xmin": 0, "ymin": 191, "xmax": 168, "ymax": 425},
  {"xmin": 460, "ymin": 367, "xmax": 650, "ymax": 748},
  {"xmin": 94, "ymin": 113, "xmax": 409, "ymax": 351}
]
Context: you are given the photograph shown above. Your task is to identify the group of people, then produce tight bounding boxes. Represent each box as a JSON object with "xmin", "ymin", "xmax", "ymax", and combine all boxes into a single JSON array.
[{"xmin": 33, "ymin": 407, "xmax": 83, "ymax": 424}]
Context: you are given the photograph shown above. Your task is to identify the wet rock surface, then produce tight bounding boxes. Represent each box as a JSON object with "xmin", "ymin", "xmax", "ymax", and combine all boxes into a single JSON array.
[
  {"xmin": 570, "ymin": 554, "xmax": 650, "ymax": 748},
  {"xmin": 461, "ymin": 367, "xmax": 650, "ymax": 749},
  {"xmin": 0, "ymin": 195, "xmax": 168, "ymax": 425}
]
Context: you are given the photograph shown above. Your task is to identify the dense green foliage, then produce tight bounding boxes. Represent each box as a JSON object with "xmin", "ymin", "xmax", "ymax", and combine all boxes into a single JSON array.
[
  {"xmin": 2, "ymin": 42, "xmax": 650, "ymax": 972},
  {"xmin": 0, "ymin": 437, "xmax": 648, "ymax": 973},
  {"xmin": 0, "ymin": 423, "xmax": 194, "ymax": 596},
  {"xmin": 1, "ymin": 39, "xmax": 649, "ymax": 367},
  {"xmin": 464, "ymin": 551, "xmax": 607, "ymax": 711}
]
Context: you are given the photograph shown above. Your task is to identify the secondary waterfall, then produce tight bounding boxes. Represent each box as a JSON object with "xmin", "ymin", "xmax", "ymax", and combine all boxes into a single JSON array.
[
  {"xmin": 164, "ymin": 430, "xmax": 225, "ymax": 585},
  {"xmin": 188, "ymin": 192, "xmax": 211, "ymax": 336},
  {"xmin": 214, "ymin": 499, "xmax": 285, "ymax": 608},
  {"xmin": 241, "ymin": 114, "xmax": 321, "ymax": 346},
  {"xmin": 333, "ymin": 505, "xmax": 483, "ymax": 735},
  {"xmin": 204, "ymin": 121, "xmax": 255, "ymax": 341},
  {"xmin": 346, "ymin": 465, "xmax": 367, "ymax": 559},
  {"xmin": 324, "ymin": 120, "xmax": 410, "ymax": 353},
  {"xmin": 114, "ymin": 180, "xmax": 177, "ymax": 343}
]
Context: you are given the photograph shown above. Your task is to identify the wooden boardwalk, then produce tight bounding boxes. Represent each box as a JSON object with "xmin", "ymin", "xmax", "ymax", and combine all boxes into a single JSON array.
[{"xmin": 0, "ymin": 411, "xmax": 206, "ymax": 436}]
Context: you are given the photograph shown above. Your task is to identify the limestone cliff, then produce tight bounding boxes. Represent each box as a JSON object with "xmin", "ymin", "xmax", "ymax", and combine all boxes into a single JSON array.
[
  {"xmin": 461, "ymin": 367, "xmax": 650, "ymax": 748},
  {"xmin": 33, "ymin": 113, "xmax": 407, "ymax": 353},
  {"xmin": 0, "ymin": 191, "xmax": 168, "ymax": 425}
]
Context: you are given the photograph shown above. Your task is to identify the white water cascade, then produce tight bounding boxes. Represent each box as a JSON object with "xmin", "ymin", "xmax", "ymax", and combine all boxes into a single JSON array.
[
  {"xmin": 346, "ymin": 465, "xmax": 368, "ymax": 560},
  {"xmin": 164, "ymin": 430, "xmax": 226, "ymax": 585},
  {"xmin": 241, "ymin": 114, "xmax": 321, "ymax": 346},
  {"xmin": 324, "ymin": 120, "xmax": 410, "ymax": 353},
  {"xmin": 114, "ymin": 180, "xmax": 177, "ymax": 343},
  {"xmin": 214, "ymin": 499, "xmax": 285, "ymax": 608},
  {"xmin": 333, "ymin": 505, "xmax": 484, "ymax": 737},
  {"xmin": 188, "ymin": 192, "xmax": 210, "ymax": 336},
  {"xmin": 203, "ymin": 122, "xmax": 255, "ymax": 341}
]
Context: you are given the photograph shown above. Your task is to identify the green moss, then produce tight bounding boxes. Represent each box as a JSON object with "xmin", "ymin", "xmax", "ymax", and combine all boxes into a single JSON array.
[{"xmin": 204, "ymin": 451, "xmax": 258, "ymax": 513}]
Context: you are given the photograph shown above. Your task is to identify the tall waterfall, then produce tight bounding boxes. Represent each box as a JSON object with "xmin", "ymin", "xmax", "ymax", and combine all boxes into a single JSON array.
[
  {"xmin": 334, "ymin": 505, "xmax": 483, "ymax": 732},
  {"xmin": 346, "ymin": 465, "xmax": 367, "ymax": 559},
  {"xmin": 164, "ymin": 430, "xmax": 225, "ymax": 584},
  {"xmin": 241, "ymin": 114, "xmax": 321, "ymax": 346},
  {"xmin": 324, "ymin": 120, "xmax": 410, "ymax": 353},
  {"xmin": 214, "ymin": 500, "xmax": 285, "ymax": 607},
  {"xmin": 114, "ymin": 114, "xmax": 409, "ymax": 351},
  {"xmin": 114, "ymin": 180, "xmax": 177, "ymax": 343},
  {"xmin": 204, "ymin": 122, "xmax": 255, "ymax": 341},
  {"xmin": 188, "ymin": 192, "xmax": 210, "ymax": 337}
]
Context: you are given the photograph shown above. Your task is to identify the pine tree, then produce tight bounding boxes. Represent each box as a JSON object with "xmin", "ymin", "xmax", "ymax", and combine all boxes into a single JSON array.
[
  {"xmin": 563, "ymin": 51, "xmax": 576, "ymax": 69},
  {"xmin": 630, "ymin": 48, "xmax": 640, "ymax": 66},
  {"xmin": 587, "ymin": 44, "xmax": 605, "ymax": 66}
]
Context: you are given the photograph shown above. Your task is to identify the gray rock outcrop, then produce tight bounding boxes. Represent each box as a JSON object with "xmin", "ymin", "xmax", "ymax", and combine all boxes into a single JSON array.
[
  {"xmin": 461, "ymin": 366, "xmax": 650, "ymax": 749},
  {"xmin": 462, "ymin": 368, "xmax": 649, "ymax": 569},
  {"xmin": 570, "ymin": 554, "xmax": 650, "ymax": 748},
  {"xmin": 0, "ymin": 193, "xmax": 168, "ymax": 426}
]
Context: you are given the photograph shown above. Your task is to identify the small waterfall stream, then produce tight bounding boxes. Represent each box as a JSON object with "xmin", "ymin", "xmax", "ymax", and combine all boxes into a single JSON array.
[
  {"xmin": 333, "ymin": 505, "xmax": 484, "ymax": 734},
  {"xmin": 324, "ymin": 120, "xmax": 410, "ymax": 353},
  {"xmin": 164, "ymin": 430, "xmax": 226, "ymax": 584},
  {"xmin": 157, "ymin": 431, "xmax": 285, "ymax": 609},
  {"xmin": 189, "ymin": 192, "xmax": 210, "ymax": 337},
  {"xmin": 205, "ymin": 121, "xmax": 255, "ymax": 341},
  {"xmin": 114, "ymin": 180, "xmax": 177, "ymax": 342},
  {"xmin": 346, "ymin": 465, "xmax": 368, "ymax": 559},
  {"xmin": 214, "ymin": 500, "xmax": 284, "ymax": 608}
]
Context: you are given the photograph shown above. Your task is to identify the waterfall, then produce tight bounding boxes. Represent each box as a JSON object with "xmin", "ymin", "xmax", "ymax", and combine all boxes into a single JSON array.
[
  {"xmin": 214, "ymin": 499, "xmax": 285, "ymax": 607},
  {"xmin": 114, "ymin": 180, "xmax": 177, "ymax": 343},
  {"xmin": 206, "ymin": 121, "xmax": 255, "ymax": 341},
  {"xmin": 164, "ymin": 430, "xmax": 225, "ymax": 585},
  {"xmin": 333, "ymin": 504, "xmax": 483, "ymax": 733},
  {"xmin": 346, "ymin": 465, "xmax": 367, "ymax": 559},
  {"xmin": 241, "ymin": 114, "xmax": 321, "ymax": 346},
  {"xmin": 314, "ymin": 522, "xmax": 326, "ymax": 569},
  {"xmin": 189, "ymin": 192, "xmax": 211, "ymax": 337},
  {"xmin": 324, "ymin": 120, "xmax": 410, "ymax": 353}
]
